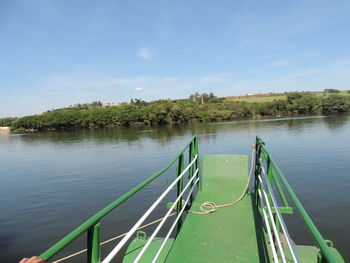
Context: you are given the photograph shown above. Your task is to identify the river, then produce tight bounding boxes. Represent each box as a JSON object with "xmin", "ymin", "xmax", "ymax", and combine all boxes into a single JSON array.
[{"xmin": 1, "ymin": 115, "xmax": 349, "ymax": 262}]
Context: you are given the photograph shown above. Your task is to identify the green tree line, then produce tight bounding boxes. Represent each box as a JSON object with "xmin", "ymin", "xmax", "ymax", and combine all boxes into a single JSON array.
[{"xmin": 1, "ymin": 92, "xmax": 350, "ymax": 131}]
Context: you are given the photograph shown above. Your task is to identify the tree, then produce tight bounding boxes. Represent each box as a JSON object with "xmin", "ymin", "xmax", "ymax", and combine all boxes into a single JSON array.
[
  {"xmin": 324, "ymin": 89, "xmax": 340, "ymax": 93},
  {"xmin": 322, "ymin": 95, "xmax": 350, "ymax": 113},
  {"xmin": 0, "ymin": 117, "xmax": 17, "ymax": 127},
  {"xmin": 286, "ymin": 92, "xmax": 303, "ymax": 104},
  {"xmin": 4, "ymin": 91, "xmax": 349, "ymax": 131},
  {"xmin": 189, "ymin": 92, "xmax": 201, "ymax": 102},
  {"xmin": 90, "ymin": 101, "xmax": 102, "ymax": 108}
]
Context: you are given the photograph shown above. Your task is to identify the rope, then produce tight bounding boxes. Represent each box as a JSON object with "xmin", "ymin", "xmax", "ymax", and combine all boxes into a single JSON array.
[
  {"xmin": 51, "ymin": 213, "xmax": 176, "ymax": 263},
  {"xmin": 189, "ymin": 145, "xmax": 256, "ymax": 215}
]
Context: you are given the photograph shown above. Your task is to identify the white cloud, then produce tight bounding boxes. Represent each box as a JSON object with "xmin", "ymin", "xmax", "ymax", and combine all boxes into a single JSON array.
[
  {"xmin": 285, "ymin": 69, "xmax": 325, "ymax": 79},
  {"xmin": 134, "ymin": 87, "xmax": 144, "ymax": 92},
  {"xmin": 104, "ymin": 83, "xmax": 119, "ymax": 89},
  {"xmin": 164, "ymin": 77, "xmax": 176, "ymax": 82},
  {"xmin": 256, "ymin": 58, "xmax": 350, "ymax": 93},
  {"xmin": 138, "ymin": 48, "xmax": 153, "ymax": 59},
  {"xmin": 201, "ymin": 73, "xmax": 232, "ymax": 83}
]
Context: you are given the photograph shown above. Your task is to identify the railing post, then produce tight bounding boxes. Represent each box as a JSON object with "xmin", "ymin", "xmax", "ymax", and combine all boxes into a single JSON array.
[
  {"xmin": 254, "ymin": 137, "xmax": 262, "ymax": 205},
  {"xmin": 87, "ymin": 223, "xmax": 101, "ymax": 263},
  {"xmin": 267, "ymin": 156, "xmax": 274, "ymax": 184},
  {"xmin": 188, "ymin": 141, "xmax": 194, "ymax": 204},
  {"xmin": 274, "ymin": 213, "xmax": 281, "ymax": 235},
  {"xmin": 267, "ymin": 161, "xmax": 281, "ymax": 234},
  {"xmin": 266, "ymin": 158, "xmax": 275, "ymax": 209},
  {"xmin": 194, "ymin": 136, "xmax": 200, "ymax": 190},
  {"xmin": 176, "ymin": 153, "xmax": 184, "ymax": 235}
]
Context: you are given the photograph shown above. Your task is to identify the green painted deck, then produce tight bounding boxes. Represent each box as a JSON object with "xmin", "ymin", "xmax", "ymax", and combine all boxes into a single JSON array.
[
  {"xmin": 123, "ymin": 154, "xmax": 325, "ymax": 263},
  {"xmin": 123, "ymin": 237, "xmax": 175, "ymax": 263},
  {"xmin": 165, "ymin": 155, "xmax": 263, "ymax": 263}
]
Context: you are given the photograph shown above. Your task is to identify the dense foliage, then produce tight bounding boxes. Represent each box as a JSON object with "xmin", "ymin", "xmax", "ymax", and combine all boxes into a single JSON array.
[
  {"xmin": 0, "ymin": 117, "xmax": 17, "ymax": 127},
  {"xmin": 2, "ymin": 92, "xmax": 350, "ymax": 131},
  {"xmin": 324, "ymin": 88, "xmax": 341, "ymax": 93}
]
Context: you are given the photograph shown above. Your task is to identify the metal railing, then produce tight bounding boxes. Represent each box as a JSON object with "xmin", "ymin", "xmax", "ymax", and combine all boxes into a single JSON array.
[
  {"xmin": 257, "ymin": 167, "xmax": 298, "ymax": 263},
  {"xmin": 40, "ymin": 136, "xmax": 200, "ymax": 263},
  {"xmin": 255, "ymin": 136, "xmax": 340, "ymax": 263},
  {"xmin": 102, "ymin": 157, "xmax": 199, "ymax": 262}
]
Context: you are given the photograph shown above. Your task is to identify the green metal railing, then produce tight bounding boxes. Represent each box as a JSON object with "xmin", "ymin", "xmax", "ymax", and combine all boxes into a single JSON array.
[
  {"xmin": 255, "ymin": 136, "xmax": 341, "ymax": 263},
  {"xmin": 40, "ymin": 136, "xmax": 199, "ymax": 262}
]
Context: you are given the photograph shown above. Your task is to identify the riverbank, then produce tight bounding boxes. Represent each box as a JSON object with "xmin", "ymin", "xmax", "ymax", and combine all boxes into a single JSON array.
[
  {"xmin": 1, "ymin": 92, "xmax": 350, "ymax": 132},
  {"xmin": 0, "ymin": 127, "xmax": 10, "ymax": 134},
  {"xmin": 1, "ymin": 114, "xmax": 339, "ymax": 134}
]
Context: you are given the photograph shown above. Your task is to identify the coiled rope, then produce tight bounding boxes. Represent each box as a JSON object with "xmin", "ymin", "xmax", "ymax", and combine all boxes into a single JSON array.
[
  {"xmin": 51, "ymin": 213, "xmax": 176, "ymax": 263},
  {"xmin": 189, "ymin": 146, "xmax": 256, "ymax": 214}
]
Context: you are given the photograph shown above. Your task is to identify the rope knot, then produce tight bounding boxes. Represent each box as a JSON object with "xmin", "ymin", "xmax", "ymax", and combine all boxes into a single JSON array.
[{"xmin": 200, "ymin": 202, "xmax": 217, "ymax": 213}]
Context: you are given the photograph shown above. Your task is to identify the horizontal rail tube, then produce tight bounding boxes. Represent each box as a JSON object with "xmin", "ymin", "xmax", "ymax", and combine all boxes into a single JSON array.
[
  {"xmin": 256, "ymin": 137, "xmax": 338, "ymax": 263},
  {"xmin": 258, "ymin": 189, "xmax": 279, "ymax": 263},
  {"xmin": 134, "ymin": 168, "xmax": 199, "ymax": 262},
  {"xmin": 152, "ymin": 177, "xmax": 200, "ymax": 263},
  {"xmin": 258, "ymin": 177, "xmax": 287, "ymax": 263},
  {"xmin": 260, "ymin": 168, "xmax": 299, "ymax": 262},
  {"xmin": 41, "ymin": 136, "xmax": 197, "ymax": 261}
]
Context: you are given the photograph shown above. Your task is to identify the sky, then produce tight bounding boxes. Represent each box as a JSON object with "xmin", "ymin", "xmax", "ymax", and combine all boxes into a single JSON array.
[{"xmin": 1, "ymin": 0, "xmax": 350, "ymax": 117}]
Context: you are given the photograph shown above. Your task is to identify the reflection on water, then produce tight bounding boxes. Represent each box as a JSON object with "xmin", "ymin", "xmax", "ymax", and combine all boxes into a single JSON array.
[
  {"xmin": 2, "ymin": 115, "xmax": 342, "ymax": 146},
  {"xmin": 0, "ymin": 114, "xmax": 349, "ymax": 262}
]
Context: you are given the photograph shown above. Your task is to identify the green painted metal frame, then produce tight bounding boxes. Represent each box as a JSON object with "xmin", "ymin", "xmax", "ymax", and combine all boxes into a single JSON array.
[
  {"xmin": 40, "ymin": 136, "xmax": 199, "ymax": 262},
  {"xmin": 255, "ymin": 136, "xmax": 341, "ymax": 263}
]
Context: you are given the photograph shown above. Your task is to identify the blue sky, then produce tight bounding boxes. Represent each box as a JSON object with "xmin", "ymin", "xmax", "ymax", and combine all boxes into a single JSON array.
[{"xmin": 1, "ymin": 0, "xmax": 350, "ymax": 117}]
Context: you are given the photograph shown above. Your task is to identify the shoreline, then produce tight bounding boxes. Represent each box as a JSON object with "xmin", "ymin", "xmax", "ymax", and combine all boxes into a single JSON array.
[
  {"xmin": 5, "ymin": 113, "xmax": 344, "ymax": 134},
  {"xmin": 1, "ymin": 92, "xmax": 350, "ymax": 133},
  {"xmin": 0, "ymin": 126, "xmax": 10, "ymax": 134}
]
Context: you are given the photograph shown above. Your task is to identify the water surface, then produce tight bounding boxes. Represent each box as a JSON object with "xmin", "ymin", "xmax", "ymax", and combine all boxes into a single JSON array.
[{"xmin": 1, "ymin": 115, "xmax": 349, "ymax": 262}]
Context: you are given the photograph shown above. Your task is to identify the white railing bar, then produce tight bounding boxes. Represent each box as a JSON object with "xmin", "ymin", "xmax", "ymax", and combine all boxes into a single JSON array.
[
  {"xmin": 133, "ymin": 168, "xmax": 199, "ymax": 263},
  {"xmin": 258, "ymin": 189, "xmax": 280, "ymax": 263},
  {"xmin": 151, "ymin": 177, "xmax": 200, "ymax": 263},
  {"xmin": 258, "ymin": 175, "xmax": 287, "ymax": 263},
  {"xmin": 102, "ymin": 155, "xmax": 198, "ymax": 263},
  {"xmin": 260, "ymin": 167, "xmax": 299, "ymax": 263}
]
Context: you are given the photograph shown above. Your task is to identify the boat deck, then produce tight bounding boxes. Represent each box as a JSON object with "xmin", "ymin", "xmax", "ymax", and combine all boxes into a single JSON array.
[
  {"xmin": 165, "ymin": 155, "xmax": 264, "ymax": 263},
  {"xmin": 123, "ymin": 154, "xmax": 322, "ymax": 263}
]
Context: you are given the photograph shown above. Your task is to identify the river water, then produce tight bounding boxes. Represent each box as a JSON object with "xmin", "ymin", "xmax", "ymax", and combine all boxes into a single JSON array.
[{"xmin": 1, "ymin": 115, "xmax": 349, "ymax": 262}]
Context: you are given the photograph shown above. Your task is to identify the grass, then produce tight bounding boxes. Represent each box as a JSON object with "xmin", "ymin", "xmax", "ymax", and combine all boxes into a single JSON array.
[
  {"xmin": 312, "ymin": 90, "xmax": 350, "ymax": 97},
  {"xmin": 226, "ymin": 95, "xmax": 287, "ymax": 103},
  {"xmin": 226, "ymin": 91, "xmax": 350, "ymax": 103}
]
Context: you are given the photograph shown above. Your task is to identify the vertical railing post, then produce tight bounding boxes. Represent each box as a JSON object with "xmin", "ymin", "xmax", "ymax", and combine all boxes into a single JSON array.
[
  {"xmin": 87, "ymin": 223, "xmax": 101, "ymax": 263},
  {"xmin": 274, "ymin": 213, "xmax": 281, "ymax": 234},
  {"xmin": 269, "ymin": 165, "xmax": 281, "ymax": 234},
  {"xmin": 267, "ymin": 156, "xmax": 273, "ymax": 184},
  {"xmin": 266, "ymin": 158, "xmax": 274, "ymax": 208},
  {"xmin": 263, "ymin": 145, "xmax": 281, "ymax": 243},
  {"xmin": 188, "ymin": 141, "xmax": 194, "ymax": 204},
  {"xmin": 194, "ymin": 136, "xmax": 200, "ymax": 190},
  {"xmin": 176, "ymin": 153, "xmax": 184, "ymax": 235},
  {"xmin": 254, "ymin": 137, "xmax": 262, "ymax": 205}
]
